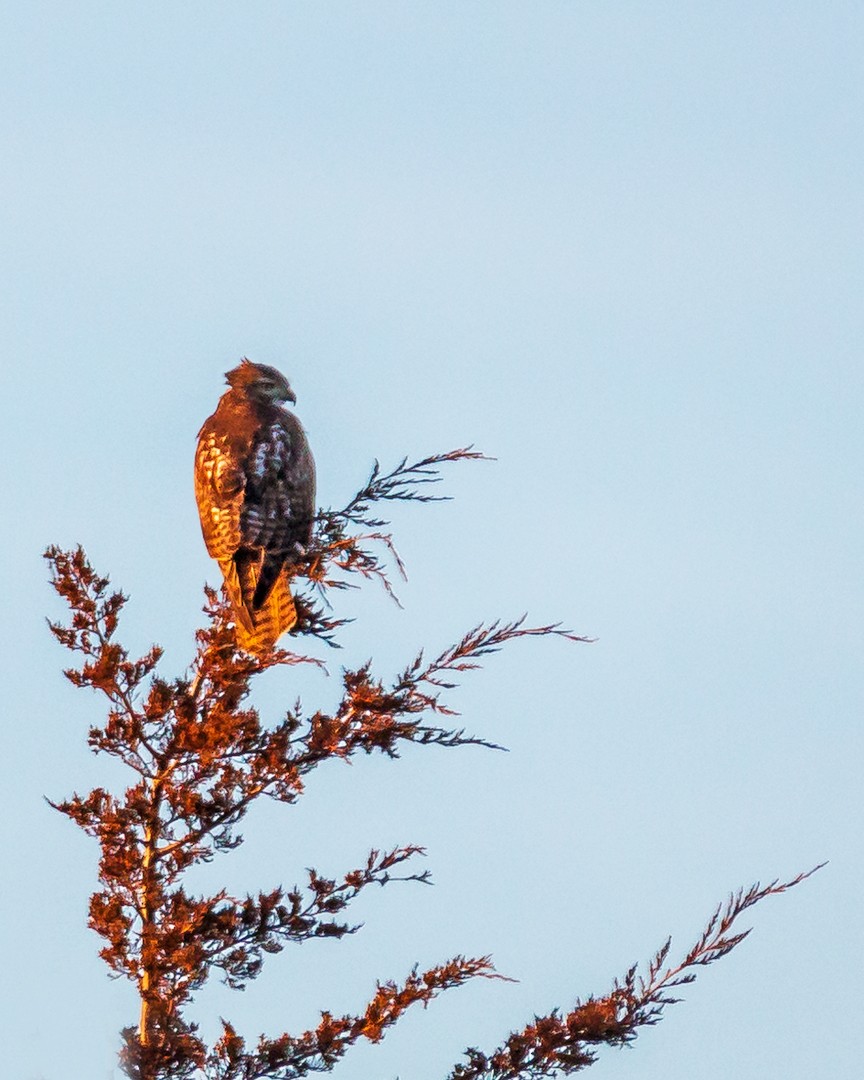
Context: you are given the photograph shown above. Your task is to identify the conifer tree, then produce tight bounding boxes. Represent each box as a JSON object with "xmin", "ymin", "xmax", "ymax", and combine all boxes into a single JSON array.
[{"xmin": 45, "ymin": 449, "xmax": 818, "ymax": 1080}]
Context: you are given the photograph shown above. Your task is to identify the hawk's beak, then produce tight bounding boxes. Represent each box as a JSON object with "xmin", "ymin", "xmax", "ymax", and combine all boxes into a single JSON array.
[{"xmin": 285, "ymin": 389, "xmax": 297, "ymax": 405}]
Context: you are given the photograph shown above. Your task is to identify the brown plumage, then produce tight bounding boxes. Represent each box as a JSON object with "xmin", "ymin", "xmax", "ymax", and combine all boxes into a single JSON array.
[{"xmin": 194, "ymin": 359, "xmax": 316, "ymax": 653}]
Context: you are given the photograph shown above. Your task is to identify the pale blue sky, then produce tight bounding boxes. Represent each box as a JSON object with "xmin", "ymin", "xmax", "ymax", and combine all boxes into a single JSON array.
[{"xmin": 1, "ymin": 4, "xmax": 861, "ymax": 1078}]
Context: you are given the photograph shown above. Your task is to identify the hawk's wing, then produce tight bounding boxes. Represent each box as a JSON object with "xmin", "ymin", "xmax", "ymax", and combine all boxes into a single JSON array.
[
  {"xmin": 240, "ymin": 412, "xmax": 315, "ymax": 557},
  {"xmin": 194, "ymin": 421, "xmax": 246, "ymax": 563},
  {"xmin": 194, "ymin": 418, "xmax": 256, "ymax": 633}
]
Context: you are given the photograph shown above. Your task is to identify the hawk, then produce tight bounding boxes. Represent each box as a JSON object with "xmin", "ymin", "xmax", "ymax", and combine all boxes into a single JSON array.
[{"xmin": 194, "ymin": 359, "xmax": 316, "ymax": 653}]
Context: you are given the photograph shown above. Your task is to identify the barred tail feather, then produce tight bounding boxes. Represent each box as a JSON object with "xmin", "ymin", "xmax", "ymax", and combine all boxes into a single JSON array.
[
  {"xmin": 234, "ymin": 573, "xmax": 298, "ymax": 655},
  {"xmin": 218, "ymin": 558, "xmax": 256, "ymax": 634},
  {"xmin": 253, "ymin": 552, "xmax": 285, "ymax": 611},
  {"xmin": 218, "ymin": 554, "xmax": 298, "ymax": 654}
]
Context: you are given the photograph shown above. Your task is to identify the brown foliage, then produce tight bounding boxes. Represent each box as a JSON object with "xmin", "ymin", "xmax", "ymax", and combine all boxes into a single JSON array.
[
  {"xmin": 447, "ymin": 868, "xmax": 823, "ymax": 1079},
  {"xmin": 46, "ymin": 449, "xmax": 819, "ymax": 1080}
]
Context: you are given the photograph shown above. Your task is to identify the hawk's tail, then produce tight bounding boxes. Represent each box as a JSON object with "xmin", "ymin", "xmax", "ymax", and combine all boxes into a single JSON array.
[
  {"xmin": 219, "ymin": 556, "xmax": 298, "ymax": 654},
  {"xmin": 253, "ymin": 552, "xmax": 285, "ymax": 611},
  {"xmin": 238, "ymin": 572, "xmax": 298, "ymax": 654}
]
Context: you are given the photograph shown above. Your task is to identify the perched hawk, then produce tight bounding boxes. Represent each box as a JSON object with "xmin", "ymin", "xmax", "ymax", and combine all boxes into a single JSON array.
[{"xmin": 194, "ymin": 359, "xmax": 316, "ymax": 653}]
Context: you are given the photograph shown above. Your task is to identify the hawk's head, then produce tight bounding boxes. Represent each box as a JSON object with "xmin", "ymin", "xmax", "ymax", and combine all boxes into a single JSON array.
[{"xmin": 226, "ymin": 358, "xmax": 297, "ymax": 405}]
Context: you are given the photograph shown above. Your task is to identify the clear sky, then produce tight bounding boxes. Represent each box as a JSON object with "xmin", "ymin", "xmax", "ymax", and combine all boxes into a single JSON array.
[{"xmin": 1, "ymin": 4, "xmax": 861, "ymax": 1078}]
